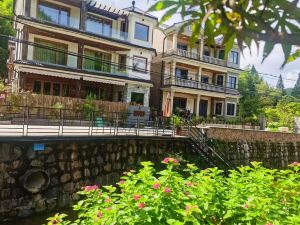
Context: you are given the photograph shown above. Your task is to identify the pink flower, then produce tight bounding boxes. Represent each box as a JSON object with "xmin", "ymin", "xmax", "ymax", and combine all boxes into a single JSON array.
[
  {"xmin": 185, "ymin": 205, "xmax": 191, "ymax": 211},
  {"xmin": 133, "ymin": 194, "xmax": 141, "ymax": 201},
  {"xmin": 291, "ymin": 162, "xmax": 299, "ymax": 166},
  {"xmin": 138, "ymin": 202, "xmax": 145, "ymax": 209},
  {"xmin": 84, "ymin": 185, "xmax": 99, "ymax": 191},
  {"xmin": 186, "ymin": 181, "xmax": 193, "ymax": 187},
  {"xmin": 243, "ymin": 204, "xmax": 249, "ymax": 209},
  {"xmin": 118, "ymin": 180, "xmax": 125, "ymax": 185},
  {"xmin": 104, "ymin": 198, "xmax": 111, "ymax": 203},
  {"xmin": 153, "ymin": 182, "xmax": 160, "ymax": 189},
  {"xmin": 106, "ymin": 207, "xmax": 112, "ymax": 211},
  {"xmin": 164, "ymin": 187, "xmax": 171, "ymax": 193},
  {"xmin": 162, "ymin": 157, "xmax": 179, "ymax": 164},
  {"xmin": 98, "ymin": 192, "xmax": 103, "ymax": 197},
  {"xmin": 97, "ymin": 211, "xmax": 103, "ymax": 218}
]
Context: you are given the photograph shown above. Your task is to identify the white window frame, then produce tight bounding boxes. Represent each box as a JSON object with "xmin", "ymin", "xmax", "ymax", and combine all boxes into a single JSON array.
[
  {"xmin": 226, "ymin": 102, "xmax": 237, "ymax": 117},
  {"xmin": 214, "ymin": 101, "xmax": 223, "ymax": 116},
  {"xmin": 216, "ymin": 74, "xmax": 225, "ymax": 86},
  {"xmin": 229, "ymin": 50, "xmax": 239, "ymax": 64},
  {"xmin": 227, "ymin": 75, "xmax": 238, "ymax": 89}
]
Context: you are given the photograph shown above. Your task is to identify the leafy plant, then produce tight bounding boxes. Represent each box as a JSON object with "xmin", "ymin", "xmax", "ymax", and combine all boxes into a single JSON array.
[
  {"xmin": 47, "ymin": 160, "xmax": 300, "ymax": 225},
  {"xmin": 82, "ymin": 93, "xmax": 97, "ymax": 119},
  {"xmin": 148, "ymin": 0, "xmax": 300, "ymax": 66},
  {"xmin": 170, "ymin": 114, "xmax": 185, "ymax": 128}
]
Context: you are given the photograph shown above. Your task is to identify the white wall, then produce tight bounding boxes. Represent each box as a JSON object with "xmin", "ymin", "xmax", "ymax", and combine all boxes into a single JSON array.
[
  {"xmin": 125, "ymin": 84, "xmax": 150, "ymax": 107},
  {"xmin": 127, "ymin": 13, "xmax": 157, "ymax": 49}
]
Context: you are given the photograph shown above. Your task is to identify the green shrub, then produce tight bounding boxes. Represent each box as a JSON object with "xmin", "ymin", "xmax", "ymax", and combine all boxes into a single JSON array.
[{"xmin": 47, "ymin": 160, "xmax": 300, "ymax": 225}]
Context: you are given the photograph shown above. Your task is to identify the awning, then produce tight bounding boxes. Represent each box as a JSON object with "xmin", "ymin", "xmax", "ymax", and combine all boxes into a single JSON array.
[{"xmin": 15, "ymin": 65, "xmax": 126, "ymax": 86}]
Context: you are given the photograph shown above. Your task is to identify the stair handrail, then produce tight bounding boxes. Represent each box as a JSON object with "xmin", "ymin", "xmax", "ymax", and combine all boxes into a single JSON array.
[{"xmin": 189, "ymin": 126, "xmax": 234, "ymax": 171}]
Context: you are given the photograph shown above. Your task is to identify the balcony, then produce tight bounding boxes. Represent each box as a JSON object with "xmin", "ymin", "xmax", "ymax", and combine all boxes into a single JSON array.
[
  {"xmin": 164, "ymin": 76, "xmax": 240, "ymax": 95},
  {"xmin": 164, "ymin": 49, "xmax": 240, "ymax": 69},
  {"xmin": 21, "ymin": 44, "xmax": 129, "ymax": 78}
]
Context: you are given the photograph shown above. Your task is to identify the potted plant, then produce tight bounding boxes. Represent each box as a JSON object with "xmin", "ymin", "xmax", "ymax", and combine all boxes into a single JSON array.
[{"xmin": 170, "ymin": 115, "xmax": 184, "ymax": 135}]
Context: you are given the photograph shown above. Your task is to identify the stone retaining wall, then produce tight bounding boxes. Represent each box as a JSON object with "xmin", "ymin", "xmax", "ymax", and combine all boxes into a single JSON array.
[
  {"xmin": 0, "ymin": 137, "xmax": 189, "ymax": 223},
  {"xmin": 205, "ymin": 127, "xmax": 300, "ymax": 168}
]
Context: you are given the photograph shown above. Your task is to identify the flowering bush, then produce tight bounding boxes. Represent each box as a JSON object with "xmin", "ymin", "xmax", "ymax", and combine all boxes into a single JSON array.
[{"xmin": 47, "ymin": 159, "xmax": 300, "ymax": 225}]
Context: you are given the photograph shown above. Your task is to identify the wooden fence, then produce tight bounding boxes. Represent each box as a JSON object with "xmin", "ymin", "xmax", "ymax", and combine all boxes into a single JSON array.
[{"xmin": 2, "ymin": 93, "xmax": 129, "ymax": 113}]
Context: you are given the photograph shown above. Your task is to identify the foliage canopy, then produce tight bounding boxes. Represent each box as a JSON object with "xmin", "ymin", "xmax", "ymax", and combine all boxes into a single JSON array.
[{"xmin": 148, "ymin": 0, "xmax": 300, "ymax": 66}]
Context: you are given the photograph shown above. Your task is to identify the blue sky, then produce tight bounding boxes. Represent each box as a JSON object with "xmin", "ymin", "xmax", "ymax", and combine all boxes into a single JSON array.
[{"xmin": 98, "ymin": 0, "xmax": 300, "ymax": 88}]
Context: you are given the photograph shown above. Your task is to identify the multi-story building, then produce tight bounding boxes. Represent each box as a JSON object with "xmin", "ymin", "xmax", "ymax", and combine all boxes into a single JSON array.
[
  {"xmin": 151, "ymin": 23, "xmax": 242, "ymax": 117},
  {"xmin": 11, "ymin": 0, "xmax": 157, "ymax": 107}
]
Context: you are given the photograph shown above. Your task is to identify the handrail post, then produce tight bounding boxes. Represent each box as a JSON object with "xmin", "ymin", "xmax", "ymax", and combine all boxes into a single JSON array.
[
  {"xmin": 22, "ymin": 107, "xmax": 26, "ymax": 136},
  {"xmin": 115, "ymin": 112, "xmax": 119, "ymax": 136},
  {"xmin": 58, "ymin": 108, "xmax": 62, "ymax": 136},
  {"xmin": 90, "ymin": 111, "xmax": 94, "ymax": 136},
  {"xmin": 136, "ymin": 115, "xmax": 140, "ymax": 136},
  {"xmin": 26, "ymin": 106, "xmax": 29, "ymax": 136},
  {"xmin": 61, "ymin": 109, "xmax": 64, "ymax": 136}
]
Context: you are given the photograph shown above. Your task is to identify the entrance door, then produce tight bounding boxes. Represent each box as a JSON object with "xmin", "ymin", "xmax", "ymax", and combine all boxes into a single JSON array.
[{"xmin": 199, "ymin": 100, "xmax": 208, "ymax": 117}]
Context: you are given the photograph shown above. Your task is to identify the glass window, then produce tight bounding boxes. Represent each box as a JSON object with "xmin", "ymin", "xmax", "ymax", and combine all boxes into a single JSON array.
[
  {"xmin": 99, "ymin": 88, "xmax": 108, "ymax": 100},
  {"xmin": 84, "ymin": 49, "xmax": 111, "ymax": 72},
  {"xmin": 215, "ymin": 102, "xmax": 223, "ymax": 115},
  {"xmin": 173, "ymin": 97, "xmax": 187, "ymax": 112},
  {"xmin": 86, "ymin": 16, "xmax": 112, "ymax": 37},
  {"xmin": 226, "ymin": 103, "xmax": 235, "ymax": 116},
  {"xmin": 33, "ymin": 81, "xmax": 41, "ymax": 94},
  {"xmin": 131, "ymin": 92, "xmax": 144, "ymax": 105},
  {"xmin": 62, "ymin": 84, "xmax": 69, "ymax": 97},
  {"xmin": 37, "ymin": 2, "xmax": 69, "ymax": 26},
  {"xmin": 229, "ymin": 51, "xmax": 239, "ymax": 64},
  {"xmin": 219, "ymin": 50, "xmax": 225, "ymax": 59},
  {"xmin": 177, "ymin": 43, "xmax": 188, "ymax": 51},
  {"xmin": 118, "ymin": 54, "xmax": 127, "ymax": 71},
  {"xmin": 43, "ymin": 82, "xmax": 51, "ymax": 95},
  {"xmin": 134, "ymin": 23, "xmax": 149, "ymax": 41},
  {"xmin": 34, "ymin": 39, "xmax": 67, "ymax": 65},
  {"xmin": 201, "ymin": 76, "xmax": 209, "ymax": 84},
  {"xmin": 216, "ymin": 75, "xmax": 224, "ymax": 86},
  {"xmin": 228, "ymin": 76, "xmax": 237, "ymax": 89},
  {"xmin": 204, "ymin": 46, "xmax": 210, "ymax": 56},
  {"xmin": 175, "ymin": 68, "xmax": 188, "ymax": 79},
  {"xmin": 53, "ymin": 83, "xmax": 60, "ymax": 96},
  {"xmin": 133, "ymin": 56, "xmax": 147, "ymax": 72},
  {"xmin": 118, "ymin": 91, "xmax": 124, "ymax": 102}
]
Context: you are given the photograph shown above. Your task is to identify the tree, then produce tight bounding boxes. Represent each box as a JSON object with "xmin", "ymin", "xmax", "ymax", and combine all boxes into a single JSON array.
[
  {"xmin": 291, "ymin": 73, "xmax": 300, "ymax": 98},
  {"xmin": 148, "ymin": 0, "xmax": 300, "ymax": 66},
  {"xmin": 0, "ymin": 0, "xmax": 15, "ymax": 78},
  {"xmin": 276, "ymin": 74, "xmax": 286, "ymax": 96},
  {"xmin": 238, "ymin": 66, "xmax": 282, "ymax": 119}
]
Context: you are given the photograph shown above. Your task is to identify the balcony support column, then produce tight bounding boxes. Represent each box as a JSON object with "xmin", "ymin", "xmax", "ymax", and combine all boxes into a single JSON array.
[
  {"xmin": 170, "ymin": 90, "xmax": 174, "ymax": 115},
  {"xmin": 197, "ymin": 67, "xmax": 202, "ymax": 88},
  {"xmin": 80, "ymin": 0, "xmax": 87, "ymax": 31},
  {"xmin": 195, "ymin": 94, "xmax": 200, "ymax": 117},
  {"xmin": 172, "ymin": 32, "xmax": 178, "ymax": 50},
  {"xmin": 171, "ymin": 60, "xmax": 176, "ymax": 85},
  {"xmin": 77, "ymin": 43, "xmax": 84, "ymax": 70}
]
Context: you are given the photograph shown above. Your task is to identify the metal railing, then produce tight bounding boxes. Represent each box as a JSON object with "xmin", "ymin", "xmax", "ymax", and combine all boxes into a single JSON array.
[
  {"xmin": 0, "ymin": 105, "xmax": 183, "ymax": 137},
  {"xmin": 164, "ymin": 77, "xmax": 240, "ymax": 95},
  {"xmin": 164, "ymin": 49, "xmax": 240, "ymax": 69}
]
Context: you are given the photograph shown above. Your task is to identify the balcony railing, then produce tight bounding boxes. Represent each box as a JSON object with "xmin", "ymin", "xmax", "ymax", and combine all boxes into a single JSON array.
[
  {"xmin": 164, "ymin": 76, "xmax": 240, "ymax": 95},
  {"xmin": 36, "ymin": 14, "xmax": 80, "ymax": 29},
  {"xmin": 23, "ymin": 44, "xmax": 128, "ymax": 77},
  {"xmin": 164, "ymin": 49, "xmax": 239, "ymax": 69},
  {"xmin": 85, "ymin": 27, "xmax": 129, "ymax": 42}
]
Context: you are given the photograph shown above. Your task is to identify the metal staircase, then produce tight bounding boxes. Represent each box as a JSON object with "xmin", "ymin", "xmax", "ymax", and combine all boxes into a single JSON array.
[{"xmin": 187, "ymin": 127, "xmax": 234, "ymax": 172}]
